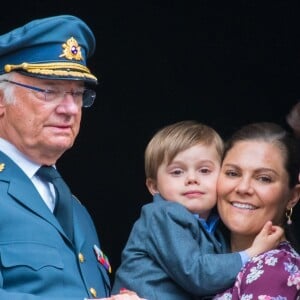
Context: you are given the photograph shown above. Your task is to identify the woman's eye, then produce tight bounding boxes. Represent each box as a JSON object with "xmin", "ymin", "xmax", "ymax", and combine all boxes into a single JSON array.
[
  {"xmin": 257, "ymin": 176, "xmax": 272, "ymax": 183},
  {"xmin": 225, "ymin": 170, "xmax": 238, "ymax": 177}
]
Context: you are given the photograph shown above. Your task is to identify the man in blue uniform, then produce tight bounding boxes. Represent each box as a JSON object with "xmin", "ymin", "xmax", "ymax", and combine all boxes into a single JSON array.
[{"xmin": 0, "ymin": 15, "xmax": 111, "ymax": 299}]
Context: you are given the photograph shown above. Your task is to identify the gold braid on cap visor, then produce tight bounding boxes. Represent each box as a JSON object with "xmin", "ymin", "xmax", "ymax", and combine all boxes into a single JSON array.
[{"xmin": 4, "ymin": 62, "xmax": 97, "ymax": 81}]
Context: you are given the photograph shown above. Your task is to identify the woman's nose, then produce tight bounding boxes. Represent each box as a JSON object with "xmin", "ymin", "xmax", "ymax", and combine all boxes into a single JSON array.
[{"xmin": 235, "ymin": 177, "xmax": 254, "ymax": 194}]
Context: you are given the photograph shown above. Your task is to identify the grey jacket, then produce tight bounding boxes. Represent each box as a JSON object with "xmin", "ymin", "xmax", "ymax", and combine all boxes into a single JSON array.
[{"xmin": 112, "ymin": 194, "xmax": 241, "ymax": 300}]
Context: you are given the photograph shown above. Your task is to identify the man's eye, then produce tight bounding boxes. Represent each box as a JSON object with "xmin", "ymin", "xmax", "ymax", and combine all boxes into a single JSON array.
[
  {"xmin": 45, "ymin": 89, "xmax": 59, "ymax": 95},
  {"xmin": 73, "ymin": 90, "xmax": 84, "ymax": 97}
]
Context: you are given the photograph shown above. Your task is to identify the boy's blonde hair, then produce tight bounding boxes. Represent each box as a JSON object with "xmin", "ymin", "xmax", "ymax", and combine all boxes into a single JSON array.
[{"xmin": 145, "ymin": 120, "xmax": 224, "ymax": 180}]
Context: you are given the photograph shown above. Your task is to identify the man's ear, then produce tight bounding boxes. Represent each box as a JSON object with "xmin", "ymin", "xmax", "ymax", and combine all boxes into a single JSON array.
[
  {"xmin": 0, "ymin": 90, "xmax": 6, "ymax": 116},
  {"xmin": 145, "ymin": 178, "xmax": 158, "ymax": 196}
]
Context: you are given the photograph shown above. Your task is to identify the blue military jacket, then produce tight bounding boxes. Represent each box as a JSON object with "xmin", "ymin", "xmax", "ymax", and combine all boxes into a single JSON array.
[
  {"xmin": 0, "ymin": 151, "xmax": 111, "ymax": 299},
  {"xmin": 112, "ymin": 194, "xmax": 242, "ymax": 300}
]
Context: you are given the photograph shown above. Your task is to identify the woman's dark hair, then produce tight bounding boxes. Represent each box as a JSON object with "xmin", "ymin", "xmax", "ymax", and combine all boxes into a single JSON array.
[{"xmin": 222, "ymin": 122, "xmax": 300, "ymax": 252}]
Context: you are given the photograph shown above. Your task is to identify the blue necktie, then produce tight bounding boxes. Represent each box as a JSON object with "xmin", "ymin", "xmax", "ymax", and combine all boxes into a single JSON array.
[{"xmin": 37, "ymin": 165, "xmax": 74, "ymax": 241}]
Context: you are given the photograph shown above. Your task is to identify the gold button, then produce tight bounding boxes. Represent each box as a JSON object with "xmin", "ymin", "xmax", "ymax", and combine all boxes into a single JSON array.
[
  {"xmin": 78, "ymin": 253, "xmax": 85, "ymax": 263},
  {"xmin": 89, "ymin": 287, "xmax": 97, "ymax": 298}
]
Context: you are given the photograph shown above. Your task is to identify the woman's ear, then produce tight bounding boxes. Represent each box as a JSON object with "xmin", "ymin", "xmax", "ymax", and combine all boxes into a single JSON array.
[
  {"xmin": 146, "ymin": 178, "xmax": 158, "ymax": 195},
  {"xmin": 287, "ymin": 183, "xmax": 300, "ymax": 209}
]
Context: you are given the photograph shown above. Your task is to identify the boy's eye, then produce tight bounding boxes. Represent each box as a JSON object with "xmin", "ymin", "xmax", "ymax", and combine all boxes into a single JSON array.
[
  {"xmin": 170, "ymin": 169, "xmax": 183, "ymax": 176},
  {"xmin": 200, "ymin": 168, "xmax": 211, "ymax": 174}
]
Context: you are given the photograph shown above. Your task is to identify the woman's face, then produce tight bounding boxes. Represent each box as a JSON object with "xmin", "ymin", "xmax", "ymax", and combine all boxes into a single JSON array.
[{"xmin": 217, "ymin": 140, "xmax": 298, "ymax": 240}]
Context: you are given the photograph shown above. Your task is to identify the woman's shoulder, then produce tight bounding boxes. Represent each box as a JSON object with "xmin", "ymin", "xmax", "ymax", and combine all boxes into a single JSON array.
[
  {"xmin": 214, "ymin": 241, "xmax": 300, "ymax": 299},
  {"xmin": 253, "ymin": 241, "xmax": 300, "ymax": 261},
  {"xmin": 242, "ymin": 241, "xmax": 300, "ymax": 290},
  {"xmin": 247, "ymin": 241, "xmax": 300, "ymax": 273}
]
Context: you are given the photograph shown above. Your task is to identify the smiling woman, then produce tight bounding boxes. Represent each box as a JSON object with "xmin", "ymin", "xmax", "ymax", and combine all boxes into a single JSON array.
[{"xmin": 214, "ymin": 122, "xmax": 300, "ymax": 299}]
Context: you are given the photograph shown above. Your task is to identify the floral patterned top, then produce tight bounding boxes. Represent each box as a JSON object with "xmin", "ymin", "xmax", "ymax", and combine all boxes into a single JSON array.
[{"xmin": 213, "ymin": 241, "xmax": 300, "ymax": 300}]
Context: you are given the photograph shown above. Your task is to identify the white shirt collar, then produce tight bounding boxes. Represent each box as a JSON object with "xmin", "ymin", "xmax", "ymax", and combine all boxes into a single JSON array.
[{"xmin": 0, "ymin": 138, "xmax": 40, "ymax": 178}]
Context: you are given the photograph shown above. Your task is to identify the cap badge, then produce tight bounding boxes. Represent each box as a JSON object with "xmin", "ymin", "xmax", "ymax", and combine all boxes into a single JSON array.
[
  {"xmin": 59, "ymin": 37, "xmax": 83, "ymax": 61},
  {"xmin": 0, "ymin": 163, "xmax": 5, "ymax": 172}
]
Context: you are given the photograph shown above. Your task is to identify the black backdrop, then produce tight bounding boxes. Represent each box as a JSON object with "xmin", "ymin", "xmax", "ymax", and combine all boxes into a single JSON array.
[{"xmin": 2, "ymin": 1, "xmax": 300, "ymax": 279}]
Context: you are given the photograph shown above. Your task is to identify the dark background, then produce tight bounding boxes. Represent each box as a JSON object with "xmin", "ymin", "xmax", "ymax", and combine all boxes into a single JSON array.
[{"xmin": 3, "ymin": 0, "xmax": 300, "ymax": 280}]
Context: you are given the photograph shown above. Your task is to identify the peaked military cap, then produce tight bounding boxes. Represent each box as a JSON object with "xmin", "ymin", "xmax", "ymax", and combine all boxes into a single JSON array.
[{"xmin": 0, "ymin": 15, "xmax": 97, "ymax": 84}]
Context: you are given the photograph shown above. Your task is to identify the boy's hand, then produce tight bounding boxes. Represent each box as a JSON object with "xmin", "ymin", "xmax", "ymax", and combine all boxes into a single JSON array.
[
  {"xmin": 92, "ymin": 289, "xmax": 147, "ymax": 300},
  {"xmin": 245, "ymin": 220, "xmax": 284, "ymax": 258}
]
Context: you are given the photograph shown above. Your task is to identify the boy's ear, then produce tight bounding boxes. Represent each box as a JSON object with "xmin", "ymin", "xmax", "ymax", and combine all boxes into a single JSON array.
[{"xmin": 146, "ymin": 178, "xmax": 158, "ymax": 195}]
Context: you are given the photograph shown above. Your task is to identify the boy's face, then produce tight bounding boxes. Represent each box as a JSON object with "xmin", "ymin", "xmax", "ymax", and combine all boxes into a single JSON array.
[{"xmin": 147, "ymin": 143, "xmax": 221, "ymax": 220}]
